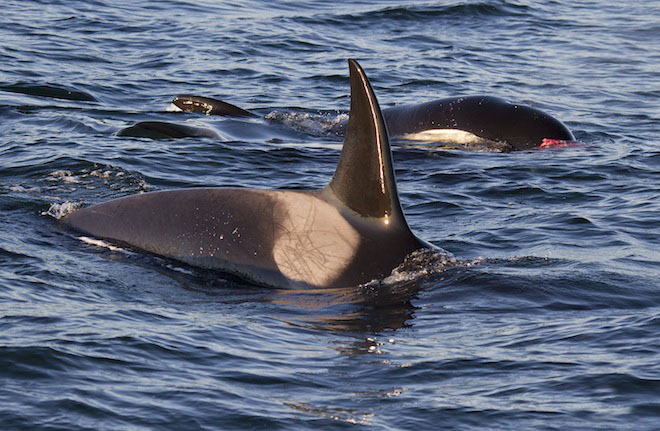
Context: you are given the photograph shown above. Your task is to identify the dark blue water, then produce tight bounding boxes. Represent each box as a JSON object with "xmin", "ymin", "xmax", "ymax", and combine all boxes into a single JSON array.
[{"xmin": 2, "ymin": 1, "xmax": 659, "ymax": 429}]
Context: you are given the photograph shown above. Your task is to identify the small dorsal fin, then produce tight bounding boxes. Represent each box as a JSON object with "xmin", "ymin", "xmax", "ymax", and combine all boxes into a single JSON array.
[
  {"xmin": 172, "ymin": 95, "xmax": 257, "ymax": 118},
  {"xmin": 326, "ymin": 59, "xmax": 409, "ymax": 229}
]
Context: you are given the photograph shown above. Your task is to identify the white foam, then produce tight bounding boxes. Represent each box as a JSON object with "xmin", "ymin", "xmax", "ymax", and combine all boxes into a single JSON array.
[
  {"xmin": 166, "ymin": 103, "xmax": 183, "ymax": 112},
  {"xmin": 265, "ymin": 111, "xmax": 347, "ymax": 136},
  {"xmin": 7, "ymin": 184, "xmax": 40, "ymax": 193},
  {"xmin": 42, "ymin": 201, "xmax": 80, "ymax": 219},
  {"xmin": 165, "ymin": 263, "xmax": 195, "ymax": 275},
  {"xmin": 89, "ymin": 169, "xmax": 113, "ymax": 178},
  {"xmin": 47, "ymin": 170, "xmax": 81, "ymax": 184},
  {"xmin": 357, "ymin": 248, "xmax": 458, "ymax": 289},
  {"xmin": 78, "ymin": 236, "xmax": 124, "ymax": 252}
]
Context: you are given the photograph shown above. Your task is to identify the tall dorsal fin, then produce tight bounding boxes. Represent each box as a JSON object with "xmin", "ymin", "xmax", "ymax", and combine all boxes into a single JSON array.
[{"xmin": 326, "ymin": 59, "xmax": 409, "ymax": 229}]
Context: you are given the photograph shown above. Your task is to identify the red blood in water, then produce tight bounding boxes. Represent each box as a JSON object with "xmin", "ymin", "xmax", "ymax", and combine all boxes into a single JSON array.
[{"xmin": 540, "ymin": 138, "xmax": 578, "ymax": 148}]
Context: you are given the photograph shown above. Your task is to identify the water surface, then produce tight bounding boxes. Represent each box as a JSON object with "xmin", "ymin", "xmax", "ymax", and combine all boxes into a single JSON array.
[{"xmin": 1, "ymin": 1, "xmax": 659, "ymax": 429}]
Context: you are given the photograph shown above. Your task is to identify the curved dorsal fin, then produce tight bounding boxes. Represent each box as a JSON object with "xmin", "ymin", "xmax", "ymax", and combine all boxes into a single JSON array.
[
  {"xmin": 172, "ymin": 95, "xmax": 257, "ymax": 118},
  {"xmin": 326, "ymin": 59, "xmax": 409, "ymax": 229}
]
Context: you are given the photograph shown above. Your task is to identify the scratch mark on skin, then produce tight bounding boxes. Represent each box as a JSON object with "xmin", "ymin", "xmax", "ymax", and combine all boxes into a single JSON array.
[{"xmin": 272, "ymin": 192, "xmax": 359, "ymax": 286}]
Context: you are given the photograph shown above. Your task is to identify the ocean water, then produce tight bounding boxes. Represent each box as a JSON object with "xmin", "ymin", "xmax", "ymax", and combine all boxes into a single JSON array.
[{"xmin": 1, "ymin": 0, "xmax": 659, "ymax": 429}]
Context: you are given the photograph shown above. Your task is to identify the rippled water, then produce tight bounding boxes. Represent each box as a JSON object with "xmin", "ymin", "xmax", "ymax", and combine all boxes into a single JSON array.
[{"xmin": 1, "ymin": 1, "xmax": 659, "ymax": 429}]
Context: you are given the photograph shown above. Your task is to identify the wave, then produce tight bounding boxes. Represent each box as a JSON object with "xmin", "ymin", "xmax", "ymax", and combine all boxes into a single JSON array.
[
  {"xmin": 0, "ymin": 83, "xmax": 96, "ymax": 102},
  {"xmin": 290, "ymin": 1, "xmax": 531, "ymax": 27}
]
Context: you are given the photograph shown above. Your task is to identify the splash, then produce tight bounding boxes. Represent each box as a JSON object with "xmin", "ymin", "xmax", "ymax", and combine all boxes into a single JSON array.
[
  {"xmin": 42, "ymin": 201, "xmax": 81, "ymax": 219},
  {"xmin": 47, "ymin": 170, "xmax": 81, "ymax": 184},
  {"xmin": 44, "ymin": 166, "xmax": 152, "ymax": 194},
  {"xmin": 78, "ymin": 236, "xmax": 125, "ymax": 252},
  {"xmin": 382, "ymin": 248, "xmax": 459, "ymax": 284},
  {"xmin": 359, "ymin": 248, "xmax": 490, "ymax": 293},
  {"xmin": 265, "ymin": 111, "xmax": 348, "ymax": 136},
  {"xmin": 358, "ymin": 248, "xmax": 459, "ymax": 292}
]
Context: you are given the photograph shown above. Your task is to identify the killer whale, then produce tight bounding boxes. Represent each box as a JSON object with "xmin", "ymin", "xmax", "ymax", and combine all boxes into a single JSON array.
[
  {"xmin": 355, "ymin": 95, "xmax": 574, "ymax": 151},
  {"xmin": 166, "ymin": 94, "xmax": 574, "ymax": 151},
  {"xmin": 62, "ymin": 59, "xmax": 431, "ymax": 289},
  {"xmin": 117, "ymin": 121, "xmax": 220, "ymax": 139}
]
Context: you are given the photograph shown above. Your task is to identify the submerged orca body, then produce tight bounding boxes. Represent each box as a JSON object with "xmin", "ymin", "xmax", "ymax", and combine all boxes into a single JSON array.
[
  {"xmin": 63, "ymin": 59, "xmax": 431, "ymax": 289},
  {"xmin": 167, "ymin": 94, "xmax": 574, "ymax": 151},
  {"xmin": 365, "ymin": 96, "xmax": 573, "ymax": 151},
  {"xmin": 117, "ymin": 121, "xmax": 220, "ymax": 139}
]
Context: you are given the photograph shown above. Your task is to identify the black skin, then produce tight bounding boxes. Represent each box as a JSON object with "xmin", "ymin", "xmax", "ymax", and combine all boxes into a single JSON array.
[
  {"xmin": 62, "ymin": 59, "xmax": 431, "ymax": 289},
  {"xmin": 374, "ymin": 96, "xmax": 575, "ymax": 150},
  {"xmin": 120, "ymin": 94, "xmax": 574, "ymax": 151}
]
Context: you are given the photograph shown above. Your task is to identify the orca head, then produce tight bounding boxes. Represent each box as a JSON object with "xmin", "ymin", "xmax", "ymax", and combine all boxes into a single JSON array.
[{"xmin": 503, "ymin": 103, "xmax": 576, "ymax": 150}]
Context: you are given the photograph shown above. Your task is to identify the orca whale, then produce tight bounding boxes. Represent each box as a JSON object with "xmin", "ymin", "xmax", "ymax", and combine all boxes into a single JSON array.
[
  {"xmin": 117, "ymin": 120, "xmax": 220, "ymax": 139},
  {"xmin": 62, "ymin": 59, "xmax": 432, "ymax": 289},
  {"xmin": 119, "ymin": 73, "xmax": 575, "ymax": 150},
  {"xmin": 166, "ymin": 94, "xmax": 575, "ymax": 151},
  {"xmin": 356, "ymin": 95, "xmax": 574, "ymax": 151}
]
